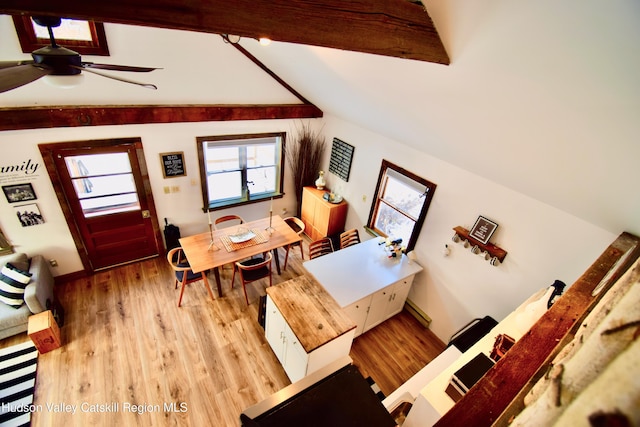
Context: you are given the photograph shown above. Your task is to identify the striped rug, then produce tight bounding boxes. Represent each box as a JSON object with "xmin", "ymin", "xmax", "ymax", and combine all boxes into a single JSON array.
[
  {"xmin": 0, "ymin": 341, "xmax": 38, "ymax": 427},
  {"xmin": 365, "ymin": 376, "xmax": 386, "ymax": 401}
]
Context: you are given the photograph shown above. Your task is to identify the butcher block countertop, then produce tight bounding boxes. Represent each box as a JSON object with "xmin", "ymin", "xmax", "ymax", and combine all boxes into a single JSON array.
[{"xmin": 266, "ymin": 275, "xmax": 356, "ymax": 354}]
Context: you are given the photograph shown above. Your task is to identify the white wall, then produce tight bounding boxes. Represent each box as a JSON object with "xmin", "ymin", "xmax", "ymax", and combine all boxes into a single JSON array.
[
  {"xmin": 319, "ymin": 114, "xmax": 615, "ymax": 341},
  {"xmin": 0, "ymin": 118, "xmax": 321, "ymax": 276},
  {"xmin": 0, "ymin": 114, "xmax": 619, "ymax": 341},
  {"xmin": 0, "ymin": 3, "xmax": 634, "ymax": 343}
]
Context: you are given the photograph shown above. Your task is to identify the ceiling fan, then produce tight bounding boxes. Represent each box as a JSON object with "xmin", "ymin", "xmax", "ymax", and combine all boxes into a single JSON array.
[{"xmin": 0, "ymin": 16, "xmax": 160, "ymax": 93}]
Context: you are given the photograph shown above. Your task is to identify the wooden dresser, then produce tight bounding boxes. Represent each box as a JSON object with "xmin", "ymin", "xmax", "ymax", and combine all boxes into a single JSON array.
[
  {"xmin": 300, "ymin": 186, "xmax": 348, "ymax": 241},
  {"xmin": 265, "ymin": 274, "xmax": 356, "ymax": 382}
]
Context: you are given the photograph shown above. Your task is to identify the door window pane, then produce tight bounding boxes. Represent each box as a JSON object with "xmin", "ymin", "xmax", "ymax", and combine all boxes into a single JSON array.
[
  {"xmin": 80, "ymin": 194, "xmax": 140, "ymax": 217},
  {"xmin": 65, "ymin": 152, "xmax": 140, "ymax": 217},
  {"xmin": 71, "ymin": 174, "xmax": 137, "ymax": 198},
  {"xmin": 65, "ymin": 153, "xmax": 132, "ymax": 177}
]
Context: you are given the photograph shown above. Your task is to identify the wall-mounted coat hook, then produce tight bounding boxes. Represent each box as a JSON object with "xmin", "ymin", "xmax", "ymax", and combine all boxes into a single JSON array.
[{"xmin": 451, "ymin": 226, "xmax": 507, "ymax": 266}]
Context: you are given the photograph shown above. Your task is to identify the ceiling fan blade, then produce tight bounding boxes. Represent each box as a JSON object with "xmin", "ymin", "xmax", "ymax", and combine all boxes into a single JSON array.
[
  {"xmin": 82, "ymin": 62, "xmax": 160, "ymax": 73},
  {"xmin": 0, "ymin": 60, "xmax": 35, "ymax": 70},
  {"xmin": 73, "ymin": 66, "xmax": 157, "ymax": 90},
  {"xmin": 0, "ymin": 64, "xmax": 51, "ymax": 93}
]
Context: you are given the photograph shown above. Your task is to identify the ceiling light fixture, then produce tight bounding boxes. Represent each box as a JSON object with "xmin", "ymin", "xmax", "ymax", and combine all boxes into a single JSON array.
[
  {"xmin": 223, "ymin": 34, "xmax": 241, "ymax": 44},
  {"xmin": 42, "ymin": 74, "xmax": 85, "ymax": 89},
  {"xmin": 259, "ymin": 37, "xmax": 271, "ymax": 46}
]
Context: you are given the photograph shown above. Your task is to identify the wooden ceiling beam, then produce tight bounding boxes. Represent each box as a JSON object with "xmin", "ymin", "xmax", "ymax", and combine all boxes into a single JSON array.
[
  {"xmin": 0, "ymin": 0, "xmax": 449, "ymax": 64},
  {"xmin": 0, "ymin": 104, "xmax": 323, "ymax": 131}
]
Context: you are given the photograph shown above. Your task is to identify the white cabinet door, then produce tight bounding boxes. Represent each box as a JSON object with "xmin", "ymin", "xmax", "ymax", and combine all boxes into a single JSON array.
[
  {"xmin": 385, "ymin": 277, "xmax": 413, "ymax": 318},
  {"xmin": 363, "ymin": 286, "xmax": 392, "ymax": 332},
  {"xmin": 266, "ymin": 295, "xmax": 310, "ymax": 382},
  {"xmin": 343, "ymin": 295, "xmax": 371, "ymax": 337},
  {"xmin": 283, "ymin": 327, "xmax": 309, "ymax": 383},
  {"xmin": 265, "ymin": 296, "xmax": 287, "ymax": 365}
]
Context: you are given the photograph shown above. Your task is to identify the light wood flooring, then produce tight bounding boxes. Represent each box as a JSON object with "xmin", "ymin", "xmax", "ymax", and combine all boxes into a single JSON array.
[{"xmin": 1, "ymin": 241, "xmax": 444, "ymax": 426}]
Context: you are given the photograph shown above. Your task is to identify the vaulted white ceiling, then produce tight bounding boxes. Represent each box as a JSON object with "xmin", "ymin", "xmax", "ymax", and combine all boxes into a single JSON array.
[{"xmin": 1, "ymin": 0, "xmax": 639, "ymax": 235}]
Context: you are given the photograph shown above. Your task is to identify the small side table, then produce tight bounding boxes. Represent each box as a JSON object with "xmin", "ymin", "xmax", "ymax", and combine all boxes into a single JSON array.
[{"xmin": 28, "ymin": 310, "xmax": 61, "ymax": 354}]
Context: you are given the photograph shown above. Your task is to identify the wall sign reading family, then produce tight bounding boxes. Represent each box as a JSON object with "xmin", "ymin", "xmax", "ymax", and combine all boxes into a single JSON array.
[{"xmin": 160, "ymin": 152, "xmax": 186, "ymax": 178}]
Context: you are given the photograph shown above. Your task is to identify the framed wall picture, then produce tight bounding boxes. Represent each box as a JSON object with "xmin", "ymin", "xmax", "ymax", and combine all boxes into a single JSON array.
[
  {"xmin": 160, "ymin": 152, "xmax": 186, "ymax": 178},
  {"xmin": 12, "ymin": 16, "xmax": 110, "ymax": 56},
  {"xmin": 469, "ymin": 215, "xmax": 498, "ymax": 245},
  {"xmin": 15, "ymin": 203, "xmax": 44, "ymax": 227},
  {"xmin": 2, "ymin": 183, "xmax": 37, "ymax": 203}
]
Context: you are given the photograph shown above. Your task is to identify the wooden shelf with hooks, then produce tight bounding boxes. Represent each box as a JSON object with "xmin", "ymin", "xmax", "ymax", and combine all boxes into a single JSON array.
[{"xmin": 452, "ymin": 226, "xmax": 507, "ymax": 265}]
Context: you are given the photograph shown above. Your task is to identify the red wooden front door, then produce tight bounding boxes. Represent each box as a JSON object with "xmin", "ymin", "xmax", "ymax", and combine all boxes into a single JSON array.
[{"xmin": 43, "ymin": 138, "xmax": 160, "ymax": 271}]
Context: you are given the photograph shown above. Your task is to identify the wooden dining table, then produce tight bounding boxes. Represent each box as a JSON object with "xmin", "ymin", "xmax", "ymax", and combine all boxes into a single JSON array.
[{"xmin": 178, "ymin": 215, "xmax": 302, "ymax": 297}]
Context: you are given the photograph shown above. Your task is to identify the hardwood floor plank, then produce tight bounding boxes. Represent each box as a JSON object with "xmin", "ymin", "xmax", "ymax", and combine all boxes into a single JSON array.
[
  {"xmin": 1, "ymin": 240, "xmax": 445, "ymax": 425},
  {"xmin": 349, "ymin": 309, "xmax": 446, "ymax": 397}
]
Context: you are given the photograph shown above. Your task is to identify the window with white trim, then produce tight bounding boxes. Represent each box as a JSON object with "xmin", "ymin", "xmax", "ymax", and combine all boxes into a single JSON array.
[
  {"xmin": 197, "ymin": 133, "xmax": 285, "ymax": 210},
  {"xmin": 367, "ymin": 160, "xmax": 437, "ymax": 251}
]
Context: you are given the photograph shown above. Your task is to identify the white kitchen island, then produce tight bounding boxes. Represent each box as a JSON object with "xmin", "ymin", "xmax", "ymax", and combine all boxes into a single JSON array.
[{"xmin": 304, "ymin": 238, "xmax": 424, "ymax": 336}]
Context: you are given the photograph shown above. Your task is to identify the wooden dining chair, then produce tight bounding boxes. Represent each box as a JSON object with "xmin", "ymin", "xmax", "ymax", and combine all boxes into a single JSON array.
[
  {"xmin": 232, "ymin": 252, "xmax": 273, "ymax": 305},
  {"xmin": 167, "ymin": 247, "xmax": 214, "ymax": 307},
  {"xmin": 309, "ymin": 238, "xmax": 334, "ymax": 260},
  {"xmin": 282, "ymin": 217, "xmax": 305, "ymax": 270},
  {"xmin": 214, "ymin": 214, "xmax": 247, "ymax": 269},
  {"xmin": 214, "ymin": 214, "xmax": 245, "ymax": 230},
  {"xmin": 339, "ymin": 228, "xmax": 361, "ymax": 249}
]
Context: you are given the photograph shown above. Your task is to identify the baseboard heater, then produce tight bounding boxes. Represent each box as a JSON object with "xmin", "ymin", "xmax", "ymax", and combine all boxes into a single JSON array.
[{"xmin": 404, "ymin": 299, "xmax": 432, "ymax": 328}]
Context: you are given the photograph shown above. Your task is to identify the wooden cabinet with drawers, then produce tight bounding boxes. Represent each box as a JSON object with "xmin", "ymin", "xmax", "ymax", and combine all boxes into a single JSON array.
[{"xmin": 300, "ymin": 186, "xmax": 348, "ymax": 241}]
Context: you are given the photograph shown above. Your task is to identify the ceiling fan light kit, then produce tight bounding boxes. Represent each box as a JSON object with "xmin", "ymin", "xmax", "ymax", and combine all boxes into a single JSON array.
[
  {"xmin": 42, "ymin": 73, "xmax": 84, "ymax": 89},
  {"xmin": 0, "ymin": 16, "xmax": 159, "ymax": 93}
]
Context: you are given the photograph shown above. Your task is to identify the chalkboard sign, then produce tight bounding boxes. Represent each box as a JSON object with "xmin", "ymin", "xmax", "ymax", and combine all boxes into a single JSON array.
[
  {"xmin": 329, "ymin": 137, "xmax": 354, "ymax": 182},
  {"xmin": 160, "ymin": 152, "xmax": 186, "ymax": 178}
]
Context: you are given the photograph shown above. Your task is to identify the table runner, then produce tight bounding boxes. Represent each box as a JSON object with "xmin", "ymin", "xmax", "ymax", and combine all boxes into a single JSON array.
[{"xmin": 219, "ymin": 229, "xmax": 270, "ymax": 252}]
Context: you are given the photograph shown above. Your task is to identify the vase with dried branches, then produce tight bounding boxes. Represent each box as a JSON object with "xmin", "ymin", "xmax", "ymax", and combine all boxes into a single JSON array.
[{"xmin": 286, "ymin": 122, "xmax": 326, "ymax": 217}]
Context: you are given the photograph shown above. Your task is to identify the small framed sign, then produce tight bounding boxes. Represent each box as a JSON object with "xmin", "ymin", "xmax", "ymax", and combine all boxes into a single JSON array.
[
  {"xmin": 329, "ymin": 137, "xmax": 354, "ymax": 182},
  {"xmin": 160, "ymin": 152, "xmax": 186, "ymax": 178},
  {"xmin": 469, "ymin": 215, "xmax": 498, "ymax": 245}
]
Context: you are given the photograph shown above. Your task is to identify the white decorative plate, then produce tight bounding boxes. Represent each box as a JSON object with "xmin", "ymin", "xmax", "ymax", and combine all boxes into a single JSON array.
[{"xmin": 229, "ymin": 230, "xmax": 256, "ymax": 243}]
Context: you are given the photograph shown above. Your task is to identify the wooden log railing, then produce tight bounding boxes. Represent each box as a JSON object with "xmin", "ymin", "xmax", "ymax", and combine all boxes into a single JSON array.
[{"xmin": 434, "ymin": 231, "xmax": 640, "ymax": 427}]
